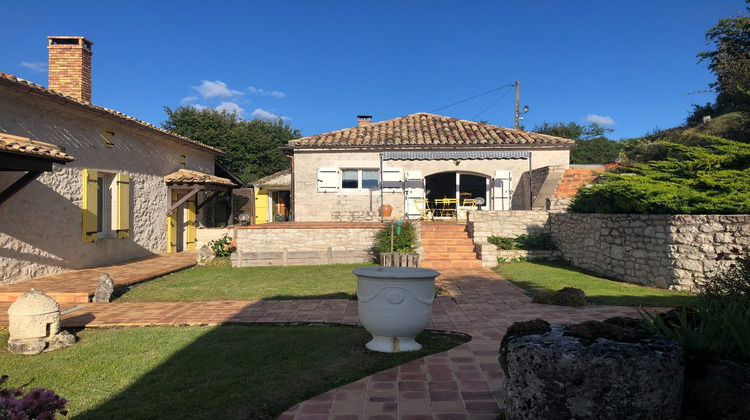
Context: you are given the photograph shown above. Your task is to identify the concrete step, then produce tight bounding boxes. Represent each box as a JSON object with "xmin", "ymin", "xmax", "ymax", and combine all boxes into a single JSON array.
[{"xmin": 422, "ymin": 259, "xmax": 484, "ymax": 269}]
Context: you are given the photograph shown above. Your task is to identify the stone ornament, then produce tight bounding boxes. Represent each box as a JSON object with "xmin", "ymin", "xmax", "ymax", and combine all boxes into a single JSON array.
[
  {"xmin": 92, "ymin": 273, "xmax": 114, "ymax": 302},
  {"xmin": 7, "ymin": 289, "xmax": 61, "ymax": 355}
]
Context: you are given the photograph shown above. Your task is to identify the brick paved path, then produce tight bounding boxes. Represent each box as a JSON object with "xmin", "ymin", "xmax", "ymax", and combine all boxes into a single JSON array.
[{"xmin": 0, "ymin": 267, "xmax": 642, "ymax": 419}]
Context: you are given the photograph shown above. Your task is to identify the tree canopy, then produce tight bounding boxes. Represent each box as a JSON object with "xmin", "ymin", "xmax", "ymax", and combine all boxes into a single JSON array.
[
  {"xmin": 533, "ymin": 121, "xmax": 622, "ymax": 164},
  {"xmin": 163, "ymin": 106, "xmax": 301, "ymax": 183},
  {"xmin": 691, "ymin": 1, "xmax": 750, "ymax": 121}
]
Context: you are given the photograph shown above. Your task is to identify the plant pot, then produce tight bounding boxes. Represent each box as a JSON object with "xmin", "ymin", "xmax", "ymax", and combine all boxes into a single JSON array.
[
  {"xmin": 354, "ymin": 266, "xmax": 440, "ymax": 353},
  {"xmin": 380, "ymin": 204, "xmax": 393, "ymax": 217}
]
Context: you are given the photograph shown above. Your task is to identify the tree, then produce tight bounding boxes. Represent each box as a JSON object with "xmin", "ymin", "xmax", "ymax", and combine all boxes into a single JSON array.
[
  {"xmin": 163, "ymin": 106, "xmax": 301, "ymax": 183},
  {"xmin": 533, "ymin": 121, "xmax": 621, "ymax": 164},
  {"xmin": 695, "ymin": 1, "xmax": 750, "ymax": 116}
]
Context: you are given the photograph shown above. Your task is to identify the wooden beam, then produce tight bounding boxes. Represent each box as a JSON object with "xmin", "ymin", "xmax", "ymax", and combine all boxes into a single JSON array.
[
  {"xmin": 0, "ymin": 171, "xmax": 42, "ymax": 206},
  {"xmin": 0, "ymin": 154, "xmax": 54, "ymax": 172},
  {"xmin": 167, "ymin": 185, "xmax": 202, "ymax": 215}
]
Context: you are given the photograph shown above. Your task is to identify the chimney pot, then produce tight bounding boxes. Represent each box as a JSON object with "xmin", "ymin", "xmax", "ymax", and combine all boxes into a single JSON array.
[
  {"xmin": 48, "ymin": 36, "xmax": 94, "ymax": 103},
  {"xmin": 357, "ymin": 115, "xmax": 372, "ymax": 127}
]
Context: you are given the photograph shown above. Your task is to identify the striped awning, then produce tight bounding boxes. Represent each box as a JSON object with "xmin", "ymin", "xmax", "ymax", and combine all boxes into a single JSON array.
[{"xmin": 382, "ymin": 150, "xmax": 530, "ymax": 161}]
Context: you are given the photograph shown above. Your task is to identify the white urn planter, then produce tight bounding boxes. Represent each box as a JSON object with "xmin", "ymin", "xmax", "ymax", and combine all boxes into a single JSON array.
[{"xmin": 354, "ymin": 266, "xmax": 440, "ymax": 353}]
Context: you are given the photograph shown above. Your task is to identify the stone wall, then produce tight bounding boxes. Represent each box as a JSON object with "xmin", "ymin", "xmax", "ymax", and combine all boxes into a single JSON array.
[
  {"xmin": 467, "ymin": 210, "xmax": 552, "ymax": 267},
  {"xmin": 550, "ymin": 213, "xmax": 750, "ymax": 291},
  {"xmin": 232, "ymin": 225, "xmax": 380, "ymax": 267}
]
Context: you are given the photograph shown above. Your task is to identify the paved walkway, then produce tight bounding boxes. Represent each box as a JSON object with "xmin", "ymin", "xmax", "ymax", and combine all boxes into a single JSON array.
[
  {"xmin": 1, "ymin": 267, "xmax": 641, "ymax": 419},
  {"xmin": 0, "ymin": 252, "xmax": 197, "ymax": 303}
]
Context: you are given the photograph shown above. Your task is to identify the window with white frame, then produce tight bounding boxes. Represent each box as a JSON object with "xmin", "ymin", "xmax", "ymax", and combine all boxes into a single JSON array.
[{"xmin": 341, "ymin": 169, "xmax": 378, "ymax": 190}]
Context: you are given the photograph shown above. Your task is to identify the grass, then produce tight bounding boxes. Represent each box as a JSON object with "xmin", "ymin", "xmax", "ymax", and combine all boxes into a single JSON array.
[
  {"xmin": 116, "ymin": 260, "xmax": 375, "ymax": 302},
  {"xmin": 494, "ymin": 260, "xmax": 698, "ymax": 307},
  {"xmin": 0, "ymin": 325, "xmax": 467, "ymax": 419}
]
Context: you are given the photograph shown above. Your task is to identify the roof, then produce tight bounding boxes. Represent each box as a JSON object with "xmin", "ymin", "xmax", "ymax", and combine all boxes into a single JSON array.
[
  {"xmin": 164, "ymin": 169, "xmax": 237, "ymax": 187},
  {"xmin": 253, "ymin": 168, "xmax": 291, "ymax": 188},
  {"xmin": 286, "ymin": 112, "xmax": 575, "ymax": 149},
  {"xmin": 0, "ymin": 133, "xmax": 75, "ymax": 163},
  {"xmin": 0, "ymin": 72, "xmax": 223, "ymax": 156}
]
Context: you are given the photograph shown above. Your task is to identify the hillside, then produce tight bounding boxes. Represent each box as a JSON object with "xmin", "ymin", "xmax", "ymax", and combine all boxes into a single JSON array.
[{"xmin": 569, "ymin": 112, "xmax": 750, "ymax": 214}]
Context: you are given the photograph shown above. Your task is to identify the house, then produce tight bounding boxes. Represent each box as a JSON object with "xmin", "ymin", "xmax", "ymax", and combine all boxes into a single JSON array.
[
  {"xmin": 0, "ymin": 36, "xmax": 235, "ymax": 284},
  {"xmin": 283, "ymin": 113, "xmax": 575, "ymax": 221}
]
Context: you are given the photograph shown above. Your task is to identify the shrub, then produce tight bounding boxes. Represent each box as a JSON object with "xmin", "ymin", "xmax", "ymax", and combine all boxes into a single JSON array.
[
  {"xmin": 488, "ymin": 236, "xmax": 515, "ymax": 250},
  {"xmin": 208, "ymin": 234, "xmax": 235, "ymax": 258},
  {"xmin": 374, "ymin": 221, "xmax": 416, "ymax": 254},
  {"xmin": 533, "ymin": 287, "xmax": 588, "ymax": 307},
  {"xmin": 488, "ymin": 234, "xmax": 557, "ymax": 251},
  {"xmin": 0, "ymin": 375, "xmax": 68, "ymax": 419},
  {"xmin": 569, "ymin": 135, "xmax": 750, "ymax": 214}
]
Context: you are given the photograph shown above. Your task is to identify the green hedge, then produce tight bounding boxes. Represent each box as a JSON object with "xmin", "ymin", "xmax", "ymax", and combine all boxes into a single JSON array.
[{"xmin": 569, "ymin": 135, "xmax": 750, "ymax": 214}]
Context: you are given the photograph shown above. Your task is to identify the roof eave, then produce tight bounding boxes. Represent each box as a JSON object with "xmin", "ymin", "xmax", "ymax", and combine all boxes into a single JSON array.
[{"xmin": 0, "ymin": 77, "xmax": 225, "ymax": 156}]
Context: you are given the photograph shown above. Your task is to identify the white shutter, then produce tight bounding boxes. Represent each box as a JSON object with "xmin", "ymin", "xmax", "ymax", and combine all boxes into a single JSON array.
[
  {"xmin": 381, "ymin": 167, "xmax": 403, "ymax": 191},
  {"xmin": 493, "ymin": 170, "xmax": 512, "ymax": 211},
  {"xmin": 317, "ymin": 168, "xmax": 340, "ymax": 192},
  {"xmin": 404, "ymin": 170, "xmax": 424, "ymax": 219}
]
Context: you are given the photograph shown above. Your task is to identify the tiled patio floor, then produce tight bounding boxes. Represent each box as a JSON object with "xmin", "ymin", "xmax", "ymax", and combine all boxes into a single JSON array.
[
  {"xmin": 1, "ymin": 266, "xmax": 643, "ymax": 419},
  {"xmin": 0, "ymin": 252, "xmax": 197, "ymax": 303}
]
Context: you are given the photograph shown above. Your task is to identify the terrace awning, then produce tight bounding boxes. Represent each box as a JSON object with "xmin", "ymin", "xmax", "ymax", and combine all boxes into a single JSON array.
[{"xmin": 382, "ymin": 150, "xmax": 530, "ymax": 161}]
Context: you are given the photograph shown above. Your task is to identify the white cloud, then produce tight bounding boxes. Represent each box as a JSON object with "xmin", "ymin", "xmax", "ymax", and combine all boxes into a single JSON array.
[
  {"xmin": 20, "ymin": 62, "xmax": 47, "ymax": 73},
  {"xmin": 248, "ymin": 86, "xmax": 286, "ymax": 98},
  {"xmin": 192, "ymin": 80, "xmax": 244, "ymax": 99},
  {"xmin": 215, "ymin": 101, "xmax": 245, "ymax": 117},
  {"xmin": 180, "ymin": 96, "xmax": 199, "ymax": 105},
  {"xmin": 586, "ymin": 114, "xmax": 615, "ymax": 126},
  {"xmin": 250, "ymin": 108, "xmax": 291, "ymax": 121}
]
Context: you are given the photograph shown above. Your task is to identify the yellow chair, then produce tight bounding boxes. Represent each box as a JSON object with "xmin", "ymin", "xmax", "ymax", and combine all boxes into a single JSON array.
[
  {"xmin": 412, "ymin": 198, "xmax": 433, "ymax": 221},
  {"xmin": 457, "ymin": 198, "xmax": 477, "ymax": 221},
  {"xmin": 435, "ymin": 198, "xmax": 458, "ymax": 220}
]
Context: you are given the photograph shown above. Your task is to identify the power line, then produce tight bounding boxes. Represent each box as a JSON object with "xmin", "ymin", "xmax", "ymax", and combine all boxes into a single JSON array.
[
  {"xmin": 429, "ymin": 83, "xmax": 515, "ymax": 113},
  {"xmin": 471, "ymin": 86, "xmax": 514, "ymax": 121}
]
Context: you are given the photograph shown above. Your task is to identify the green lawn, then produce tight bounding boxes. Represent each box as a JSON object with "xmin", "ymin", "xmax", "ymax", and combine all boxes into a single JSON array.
[
  {"xmin": 0, "ymin": 325, "xmax": 466, "ymax": 419},
  {"xmin": 494, "ymin": 261, "xmax": 698, "ymax": 307},
  {"xmin": 116, "ymin": 261, "xmax": 374, "ymax": 302}
]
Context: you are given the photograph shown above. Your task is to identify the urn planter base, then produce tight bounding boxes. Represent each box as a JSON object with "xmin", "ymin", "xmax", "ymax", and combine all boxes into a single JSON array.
[{"xmin": 366, "ymin": 335, "xmax": 423, "ymax": 353}]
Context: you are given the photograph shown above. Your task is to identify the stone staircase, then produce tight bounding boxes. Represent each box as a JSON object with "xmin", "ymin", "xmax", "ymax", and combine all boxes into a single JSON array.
[{"xmin": 420, "ymin": 223, "xmax": 483, "ymax": 269}]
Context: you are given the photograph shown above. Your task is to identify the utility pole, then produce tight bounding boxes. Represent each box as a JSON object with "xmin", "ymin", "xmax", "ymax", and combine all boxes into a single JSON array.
[{"xmin": 514, "ymin": 80, "xmax": 520, "ymax": 130}]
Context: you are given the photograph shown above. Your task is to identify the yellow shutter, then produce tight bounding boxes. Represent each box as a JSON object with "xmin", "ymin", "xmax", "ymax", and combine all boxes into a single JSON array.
[
  {"xmin": 167, "ymin": 191, "xmax": 178, "ymax": 253},
  {"xmin": 255, "ymin": 189, "xmax": 268, "ymax": 224},
  {"xmin": 82, "ymin": 169, "xmax": 99, "ymax": 243},
  {"xmin": 116, "ymin": 173, "xmax": 130, "ymax": 239},
  {"xmin": 186, "ymin": 195, "xmax": 197, "ymax": 251}
]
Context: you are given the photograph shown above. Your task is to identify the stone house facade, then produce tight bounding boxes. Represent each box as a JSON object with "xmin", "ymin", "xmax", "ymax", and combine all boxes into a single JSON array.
[
  {"xmin": 284, "ymin": 113, "xmax": 575, "ymax": 221},
  {"xmin": 0, "ymin": 36, "xmax": 233, "ymax": 284}
]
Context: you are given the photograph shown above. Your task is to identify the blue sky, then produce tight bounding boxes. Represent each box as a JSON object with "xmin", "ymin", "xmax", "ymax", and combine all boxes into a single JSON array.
[{"xmin": 2, "ymin": 1, "xmax": 746, "ymax": 140}]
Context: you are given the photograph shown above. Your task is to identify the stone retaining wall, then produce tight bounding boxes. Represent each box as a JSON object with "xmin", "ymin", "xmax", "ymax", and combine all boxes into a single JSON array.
[
  {"xmin": 467, "ymin": 211, "xmax": 552, "ymax": 267},
  {"xmin": 232, "ymin": 225, "xmax": 380, "ymax": 267},
  {"xmin": 550, "ymin": 213, "xmax": 750, "ymax": 291}
]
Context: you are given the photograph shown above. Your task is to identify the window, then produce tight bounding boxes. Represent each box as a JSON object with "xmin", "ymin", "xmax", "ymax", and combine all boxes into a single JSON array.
[
  {"xmin": 341, "ymin": 169, "xmax": 378, "ymax": 190},
  {"xmin": 82, "ymin": 169, "xmax": 130, "ymax": 243},
  {"xmin": 101, "ymin": 129, "xmax": 115, "ymax": 148}
]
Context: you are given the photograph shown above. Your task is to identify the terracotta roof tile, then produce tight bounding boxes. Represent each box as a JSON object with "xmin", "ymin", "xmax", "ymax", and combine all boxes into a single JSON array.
[
  {"xmin": 0, "ymin": 72, "xmax": 223, "ymax": 155},
  {"xmin": 287, "ymin": 113, "xmax": 574, "ymax": 149},
  {"xmin": 164, "ymin": 169, "xmax": 236, "ymax": 187},
  {"xmin": 0, "ymin": 133, "xmax": 75, "ymax": 162}
]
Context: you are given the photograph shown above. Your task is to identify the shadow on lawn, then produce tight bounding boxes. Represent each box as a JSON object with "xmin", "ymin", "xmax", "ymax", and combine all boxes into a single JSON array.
[
  {"xmin": 69, "ymin": 302, "xmax": 466, "ymax": 419},
  {"xmin": 263, "ymin": 292, "xmax": 355, "ymax": 300}
]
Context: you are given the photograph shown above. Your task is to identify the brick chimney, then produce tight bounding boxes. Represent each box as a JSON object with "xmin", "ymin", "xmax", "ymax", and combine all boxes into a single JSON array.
[
  {"xmin": 48, "ymin": 36, "xmax": 93, "ymax": 103},
  {"xmin": 357, "ymin": 115, "xmax": 372, "ymax": 127}
]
